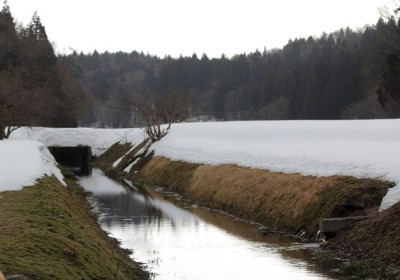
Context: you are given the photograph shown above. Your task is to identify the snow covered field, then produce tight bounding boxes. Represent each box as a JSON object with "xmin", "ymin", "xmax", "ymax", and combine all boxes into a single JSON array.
[
  {"xmin": 151, "ymin": 119, "xmax": 400, "ymax": 211},
  {"xmin": 1, "ymin": 119, "xmax": 400, "ymax": 210}
]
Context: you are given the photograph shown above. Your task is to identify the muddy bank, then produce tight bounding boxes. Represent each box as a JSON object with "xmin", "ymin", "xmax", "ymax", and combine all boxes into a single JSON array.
[
  {"xmin": 0, "ymin": 176, "xmax": 148, "ymax": 280},
  {"xmin": 326, "ymin": 201, "xmax": 400, "ymax": 278}
]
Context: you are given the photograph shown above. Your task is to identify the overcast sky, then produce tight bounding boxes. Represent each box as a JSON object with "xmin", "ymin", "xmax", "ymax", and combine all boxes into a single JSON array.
[{"xmin": 7, "ymin": 0, "xmax": 390, "ymax": 58}]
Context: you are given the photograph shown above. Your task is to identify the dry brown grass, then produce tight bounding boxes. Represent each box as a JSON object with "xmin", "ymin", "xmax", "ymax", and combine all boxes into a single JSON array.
[
  {"xmin": 116, "ymin": 139, "xmax": 149, "ymax": 171},
  {"xmin": 190, "ymin": 165, "xmax": 328, "ymax": 228},
  {"xmin": 133, "ymin": 156, "xmax": 199, "ymax": 193},
  {"xmin": 135, "ymin": 156, "xmax": 391, "ymax": 235},
  {"xmin": 95, "ymin": 142, "xmax": 132, "ymax": 167},
  {"xmin": 136, "ymin": 156, "xmax": 173, "ymax": 177}
]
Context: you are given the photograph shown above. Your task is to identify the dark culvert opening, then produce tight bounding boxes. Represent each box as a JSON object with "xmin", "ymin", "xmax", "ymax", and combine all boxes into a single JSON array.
[{"xmin": 49, "ymin": 146, "xmax": 92, "ymax": 175}]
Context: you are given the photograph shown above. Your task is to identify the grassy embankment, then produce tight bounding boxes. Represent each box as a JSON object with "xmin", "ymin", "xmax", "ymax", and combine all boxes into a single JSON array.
[
  {"xmin": 128, "ymin": 157, "xmax": 390, "ymax": 234},
  {"xmin": 96, "ymin": 142, "xmax": 391, "ymax": 236},
  {"xmin": 0, "ymin": 176, "xmax": 148, "ymax": 280}
]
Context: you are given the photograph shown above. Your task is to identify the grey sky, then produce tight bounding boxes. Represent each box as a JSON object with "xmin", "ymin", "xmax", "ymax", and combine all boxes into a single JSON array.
[{"xmin": 7, "ymin": 0, "xmax": 389, "ymax": 58}]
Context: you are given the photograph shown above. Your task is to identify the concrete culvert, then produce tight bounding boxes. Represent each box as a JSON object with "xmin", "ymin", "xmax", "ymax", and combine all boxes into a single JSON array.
[{"xmin": 49, "ymin": 146, "xmax": 92, "ymax": 175}]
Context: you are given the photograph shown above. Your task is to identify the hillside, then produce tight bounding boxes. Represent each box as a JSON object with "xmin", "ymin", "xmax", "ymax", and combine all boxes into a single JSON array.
[{"xmin": 71, "ymin": 23, "xmax": 400, "ymax": 128}]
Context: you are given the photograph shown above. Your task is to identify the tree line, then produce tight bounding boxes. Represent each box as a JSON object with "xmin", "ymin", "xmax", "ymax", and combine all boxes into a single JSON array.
[
  {"xmin": 72, "ymin": 20, "xmax": 400, "ymax": 128},
  {"xmin": 0, "ymin": 1, "xmax": 90, "ymax": 139}
]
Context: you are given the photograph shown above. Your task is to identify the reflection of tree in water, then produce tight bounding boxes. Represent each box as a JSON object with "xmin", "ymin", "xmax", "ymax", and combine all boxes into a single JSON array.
[
  {"xmin": 94, "ymin": 182, "xmax": 177, "ymax": 230},
  {"xmin": 83, "ymin": 170, "xmax": 340, "ymax": 279}
]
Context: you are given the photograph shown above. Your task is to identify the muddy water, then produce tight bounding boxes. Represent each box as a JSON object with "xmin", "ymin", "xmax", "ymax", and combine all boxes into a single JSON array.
[{"xmin": 79, "ymin": 168, "xmax": 339, "ymax": 280}]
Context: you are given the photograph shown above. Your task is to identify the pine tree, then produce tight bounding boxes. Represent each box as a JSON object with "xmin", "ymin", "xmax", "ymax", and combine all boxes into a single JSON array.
[
  {"xmin": 28, "ymin": 12, "xmax": 48, "ymax": 41},
  {"xmin": 0, "ymin": 0, "xmax": 19, "ymax": 71},
  {"xmin": 19, "ymin": 11, "xmax": 58, "ymax": 89},
  {"xmin": 377, "ymin": 53, "xmax": 400, "ymax": 106},
  {"xmin": 376, "ymin": 4, "xmax": 400, "ymax": 108}
]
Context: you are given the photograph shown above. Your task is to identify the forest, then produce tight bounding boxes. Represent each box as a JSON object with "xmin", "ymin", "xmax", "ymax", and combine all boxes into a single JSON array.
[
  {"xmin": 71, "ymin": 19, "xmax": 400, "ymax": 128},
  {"xmin": 1, "ymin": 1, "xmax": 400, "ymax": 132}
]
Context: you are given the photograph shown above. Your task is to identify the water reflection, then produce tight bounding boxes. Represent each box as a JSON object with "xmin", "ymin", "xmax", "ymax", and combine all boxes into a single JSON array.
[{"xmin": 79, "ymin": 168, "xmax": 338, "ymax": 280}]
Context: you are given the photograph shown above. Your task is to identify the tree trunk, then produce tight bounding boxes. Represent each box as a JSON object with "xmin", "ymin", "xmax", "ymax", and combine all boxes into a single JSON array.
[{"xmin": 0, "ymin": 125, "xmax": 5, "ymax": 140}]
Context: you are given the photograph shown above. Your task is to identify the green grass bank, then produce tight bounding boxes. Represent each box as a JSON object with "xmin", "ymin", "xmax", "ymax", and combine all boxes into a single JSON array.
[{"xmin": 0, "ymin": 176, "xmax": 148, "ymax": 280}]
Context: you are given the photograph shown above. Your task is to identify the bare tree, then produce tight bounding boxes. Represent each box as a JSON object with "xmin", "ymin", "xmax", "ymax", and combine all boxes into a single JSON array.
[
  {"xmin": 0, "ymin": 71, "xmax": 50, "ymax": 139},
  {"xmin": 129, "ymin": 92, "xmax": 187, "ymax": 142},
  {"xmin": 0, "ymin": 72, "xmax": 25, "ymax": 139},
  {"xmin": 58, "ymin": 58, "xmax": 93, "ymax": 124}
]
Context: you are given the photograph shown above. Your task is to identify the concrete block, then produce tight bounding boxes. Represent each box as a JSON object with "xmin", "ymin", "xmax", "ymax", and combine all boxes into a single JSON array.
[{"xmin": 319, "ymin": 216, "xmax": 369, "ymax": 234}]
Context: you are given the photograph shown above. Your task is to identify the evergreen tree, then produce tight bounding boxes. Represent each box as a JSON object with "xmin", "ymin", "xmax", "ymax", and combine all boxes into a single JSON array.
[
  {"xmin": 0, "ymin": 0, "xmax": 18, "ymax": 71},
  {"xmin": 19, "ymin": 12, "xmax": 58, "ymax": 90},
  {"xmin": 377, "ymin": 53, "xmax": 400, "ymax": 106},
  {"xmin": 376, "ymin": 4, "xmax": 400, "ymax": 108},
  {"xmin": 28, "ymin": 12, "xmax": 48, "ymax": 41}
]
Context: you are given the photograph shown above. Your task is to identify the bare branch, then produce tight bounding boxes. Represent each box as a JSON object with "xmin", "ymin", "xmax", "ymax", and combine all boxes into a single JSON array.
[
  {"xmin": 125, "ymin": 92, "xmax": 188, "ymax": 142},
  {"xmin": 0, "ymin": 71, "xmax": 54, "ymax": 139}
]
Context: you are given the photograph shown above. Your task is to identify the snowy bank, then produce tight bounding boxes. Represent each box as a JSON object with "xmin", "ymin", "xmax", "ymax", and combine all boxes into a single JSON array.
[
  {"xmin": 151, "ymin": 120, "xmax": 400, "ymax": 211},
  {"xmin": 6, "ymin": 119, "xmax": 400, "ymax": 210},
  {"xmin": 10, "ymin": 127, "xmax": 145, "ymax": 156},
  {"xmin": 0, "ymin": 140, "xmax": 65, "ymax": 191}
]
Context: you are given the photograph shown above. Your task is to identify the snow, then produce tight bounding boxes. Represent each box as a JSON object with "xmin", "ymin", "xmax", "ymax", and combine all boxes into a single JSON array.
[
  {"xmin": 112, "ymin": 156, "xmax": 124, "ymax": 168},
  {"xmin": 113, "ymin": 146, "xmax": 135, "ymax": 168},
  {"xmin": 1, "ymin": 119, "xmax": 400, "ymax": 210},
  {"xmin": 151, "ymin": 120, "xmax": 400, "ymax": 211},
  {"xmin": 10, "ymin": 127, "xmax": 146, "ymax": 156},
  {"xmin": 0, "ymin": 140, "xmax": 65, "ymax": 191},
  {"xmin": 0, "ymin": 127, "xmax": 146, "ymax": 192},
  {"xmin": 124, "ymin": 157, "xmax": 140, "ymax": 173}
]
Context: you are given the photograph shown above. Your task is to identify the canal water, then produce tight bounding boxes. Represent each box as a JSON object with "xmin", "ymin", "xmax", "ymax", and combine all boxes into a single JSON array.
[{"xmin": 79, "ymin": 168, "xmax": 339, "ymax": 280}]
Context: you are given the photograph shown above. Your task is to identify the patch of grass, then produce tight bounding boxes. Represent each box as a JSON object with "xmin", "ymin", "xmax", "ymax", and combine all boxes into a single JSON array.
[
  {"xmin": 313, "ymin": 250, "xmax": 336, "ymax": 261},
  {"xmin": 94, "ymin": 142, "xmax": 134, "ymax": 179},
  {"xmin": 95, "ymin": 142, "xmax": 132, "ymax": 168},
  {"xmin": 0, "ymin": 176, "xmax": 148, "ymax": 280},
  {"xmin": 301, "ymin": 177, "xmax": 390, "ymax": 233},
  {"xmin": 382, "ymin": 269, "xmax": 400, "ymax": 280},
  {"xmin": 132, "ymin": 156, "xmax": 199, "ymax": 193},
  {"xmin": 116, "ymin": 139, "xmax": 149, "ymax": 171},
  {"xmin": 338, "ymin": 260, "xmax": 376, "ymax": 279},
  {"xmin": 101, "ymin": 165, "xmax": 126, "ymax": 179},
  {"xmin": 127, "ymin": 150, "xmax": 155, "ymax": 175}
]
